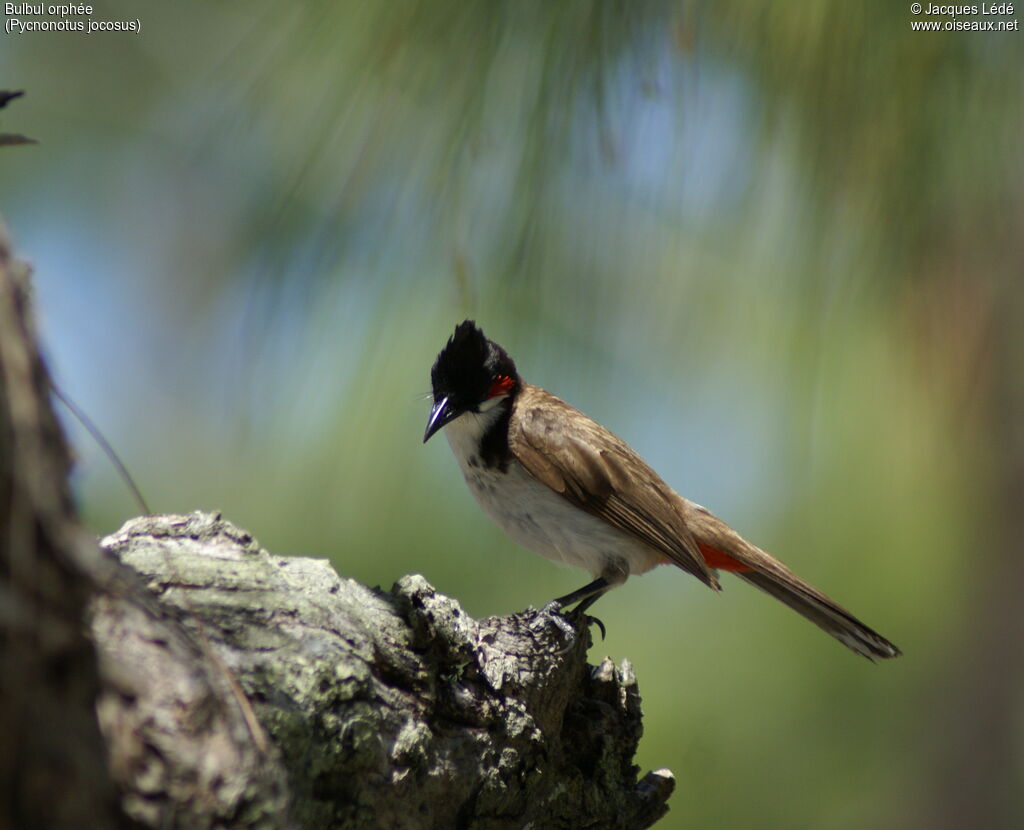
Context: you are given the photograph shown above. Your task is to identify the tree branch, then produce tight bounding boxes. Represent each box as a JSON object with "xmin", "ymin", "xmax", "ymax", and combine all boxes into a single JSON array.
[
  {"xmin": 93, "ymin": 511, "xmax": 674, "ymax": 828},
  {"xmin": 0, "ymin": 223, "xmax": 125, "ymax": 826}
]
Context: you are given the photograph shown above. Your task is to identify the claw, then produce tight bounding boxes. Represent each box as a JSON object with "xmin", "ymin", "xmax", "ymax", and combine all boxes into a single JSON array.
[
  {"xmin": 566, "ymin": 607, "xmax": 606, "ymax": 641},
  {"xmin": 528, "ymin": 596, "xmax": 608, "ymax": 648},
  {"xmin": 529, "ymin": 603, "xmax": 577, "ymax": 642},
  {"xmin": 547, "ymin": 614, "xmax": 577, "ymax": 641}
]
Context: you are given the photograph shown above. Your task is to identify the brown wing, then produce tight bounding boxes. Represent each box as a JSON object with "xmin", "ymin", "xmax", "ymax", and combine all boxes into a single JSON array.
[{"xmin": 508, "ymin": 385, "xmax": 719, "ymax": 590}]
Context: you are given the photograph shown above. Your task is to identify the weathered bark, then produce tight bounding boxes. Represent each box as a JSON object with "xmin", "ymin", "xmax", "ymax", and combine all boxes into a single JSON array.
[
  {"xmin": 0, "ymin": 220, "xmax": 673, "ymax": 828},
  {"xmin": 93, "ymin": 511, "xmax": 675, "ymax": 829},
  {"xmin": 0, "ymin": 224, "xmax": 126, "ymax": 827}
]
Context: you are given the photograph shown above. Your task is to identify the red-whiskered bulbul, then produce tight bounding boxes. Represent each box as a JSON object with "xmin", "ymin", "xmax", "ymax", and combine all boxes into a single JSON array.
[{"xmin": 423, "ymin": 320, "xmax": 901, "ymax": 660}]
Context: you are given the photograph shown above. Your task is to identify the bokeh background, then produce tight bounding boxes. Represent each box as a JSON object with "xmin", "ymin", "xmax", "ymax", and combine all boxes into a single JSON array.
[{"xmin": 3, "ymin": 2, "xmax": 1022, "ymax": 827}]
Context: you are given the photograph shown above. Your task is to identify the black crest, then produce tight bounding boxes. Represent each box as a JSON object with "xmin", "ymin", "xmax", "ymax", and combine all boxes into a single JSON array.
[{"xmin": 430, "ymin": 320, "xmax": 518, "ymax": 409}]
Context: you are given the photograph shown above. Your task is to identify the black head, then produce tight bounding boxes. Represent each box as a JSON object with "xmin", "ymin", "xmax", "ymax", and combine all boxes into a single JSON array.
[{"xmin": 424, "ymin": 320, "xmax": 519, "ymax": 442}]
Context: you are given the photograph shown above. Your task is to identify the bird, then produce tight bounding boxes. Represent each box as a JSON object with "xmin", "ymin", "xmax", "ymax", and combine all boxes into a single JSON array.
[{"xmin": 423, "ymin": 320, "xmax": 901, "ymax": 660}]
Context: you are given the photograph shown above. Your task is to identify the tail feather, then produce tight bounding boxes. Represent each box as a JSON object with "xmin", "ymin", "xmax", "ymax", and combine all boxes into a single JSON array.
[
  {"xmin": 734, "ymin": 570, "xmax": 901, "ymax": 661},
  {"xmin": 684, "ymin": 502, "xmax": 901, "ymax": 660}
]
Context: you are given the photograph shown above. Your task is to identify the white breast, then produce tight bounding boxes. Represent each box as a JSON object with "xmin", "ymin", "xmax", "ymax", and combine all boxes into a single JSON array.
[{"xmin": 442, "ymin": 409, "xmax": 662, "ymax": 583}]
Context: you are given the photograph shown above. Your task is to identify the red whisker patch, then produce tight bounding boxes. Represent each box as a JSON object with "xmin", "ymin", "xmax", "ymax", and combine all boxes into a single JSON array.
[{"xmin": 488, "ymin": 375, "xmax": 515, "ymax": 398}]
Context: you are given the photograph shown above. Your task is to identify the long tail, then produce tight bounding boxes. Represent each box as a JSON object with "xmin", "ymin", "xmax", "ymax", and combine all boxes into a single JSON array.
[
  {"xmin": 732, "ymin": 570, "xmax": 900, "ymax": 660},
  {"xmin": 686, "ymin": 503, "xmax": 901, "ymax": 661}
]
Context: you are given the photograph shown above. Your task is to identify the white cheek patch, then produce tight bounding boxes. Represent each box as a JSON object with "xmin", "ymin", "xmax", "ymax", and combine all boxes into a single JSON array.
[{"xmin": 478, "ymin": 395, "xmax": 507, "ymax": 413}]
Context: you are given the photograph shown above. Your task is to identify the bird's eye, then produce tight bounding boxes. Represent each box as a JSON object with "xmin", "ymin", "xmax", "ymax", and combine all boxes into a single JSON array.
[{"xmin": 487, "ymin": 375, "xmax": 515, "ymax": 398}]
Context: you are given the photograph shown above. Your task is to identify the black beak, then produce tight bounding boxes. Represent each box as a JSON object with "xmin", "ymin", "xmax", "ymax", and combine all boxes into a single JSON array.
[{"xmin": 423, "ymin": 396, "xmax": 460, "ymax": 443}]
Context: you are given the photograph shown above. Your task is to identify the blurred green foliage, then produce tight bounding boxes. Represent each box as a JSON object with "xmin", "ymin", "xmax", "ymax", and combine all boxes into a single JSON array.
[{"xmin": 2, "ymin": 1, "xmax": 1022, "ymax": 827}]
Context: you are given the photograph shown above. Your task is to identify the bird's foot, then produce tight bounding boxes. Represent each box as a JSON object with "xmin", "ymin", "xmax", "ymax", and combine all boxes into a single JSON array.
[
  {"xmin": 531, "ymin": 601, "xmax": 577, "ymax": 641},
  {"xmin": 530, "ymin": 601, "xmax": 607, "ymax": 645}
]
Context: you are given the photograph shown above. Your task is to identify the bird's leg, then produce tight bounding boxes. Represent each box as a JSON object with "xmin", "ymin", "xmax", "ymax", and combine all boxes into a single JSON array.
[
  {"xmin": 543, "ymin": 577, "xmax": 611, "ymax": 613},
  {"xmin": 535, "ymin": 578, "xmax": 611, "ymax": 640}
]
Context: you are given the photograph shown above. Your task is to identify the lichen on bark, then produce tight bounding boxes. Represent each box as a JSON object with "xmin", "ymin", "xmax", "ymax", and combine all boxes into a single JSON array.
[{"xmin": 94, "ymin": 511, "xmax": 675, "ymax": 828}]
